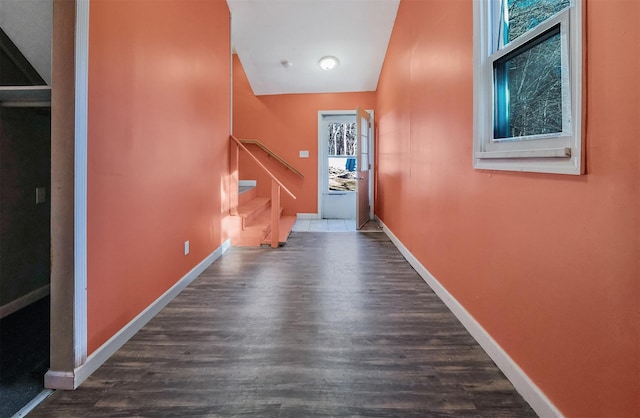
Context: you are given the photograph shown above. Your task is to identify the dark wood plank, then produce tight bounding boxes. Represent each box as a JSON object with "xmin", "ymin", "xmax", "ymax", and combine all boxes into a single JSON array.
[{"xmin": 29, "ymin": 232, "xmax": 536, "ymax": 417}]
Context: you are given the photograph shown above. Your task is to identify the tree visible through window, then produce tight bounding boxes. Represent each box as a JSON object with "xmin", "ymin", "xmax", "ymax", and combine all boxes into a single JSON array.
[
  {"xmin": 494, "ymin": 0, "xmax": 570, "ymax": 140},
  {"xmin": 473, "ymin": 0, "xmax": 583, "ymax": 174},
  {"xmin": 327, "ymin": 122, "xmax": 357, "ymax": 191},
  {"xmin": 328, "ymin": 122, "xmax": 356, "ymax": 156},
  {"xmin": 494, "ymin": 27, "xmax": 562, "ymax": 139},
  {"xmin": 503, "ymin": 0, "xmax": 570, "ymax": 43}
]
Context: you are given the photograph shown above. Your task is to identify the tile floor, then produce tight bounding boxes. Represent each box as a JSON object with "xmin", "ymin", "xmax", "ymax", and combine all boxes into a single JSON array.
[{"xmin": 292, "ymin": 218, "xmax": 382, "ymax": 232}]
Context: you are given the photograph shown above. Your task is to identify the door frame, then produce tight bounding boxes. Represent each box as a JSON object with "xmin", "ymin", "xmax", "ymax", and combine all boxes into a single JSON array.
[
  {"xmin": 317, "ymin": 110, "xmax": 374, "ymax": 220},
  {"xmin": 46, "ymin": 0, "xmax": 89, "ymax": 390}
]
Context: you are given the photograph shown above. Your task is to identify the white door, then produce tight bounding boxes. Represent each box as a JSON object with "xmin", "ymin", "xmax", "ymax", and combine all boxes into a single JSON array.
[{"xmin": 318, "ymin": 110, "xmax": 374, "ymax": 222}]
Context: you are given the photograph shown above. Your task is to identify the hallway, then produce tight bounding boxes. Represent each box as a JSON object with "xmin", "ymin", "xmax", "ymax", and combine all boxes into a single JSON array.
[{"xmin": 30, "ymin": 232, "xmax": 535, "ymax": 417}]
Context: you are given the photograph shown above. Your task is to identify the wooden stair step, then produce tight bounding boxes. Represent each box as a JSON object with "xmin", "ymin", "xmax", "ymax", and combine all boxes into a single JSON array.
[
  {"xmin": 238, "ymin": 185, "xmax": 257, "ymax": 206},
  {"xmin": 231, "ymin": 208, "xmax": 289, "ymax": 247},
  {"xmin": 245, "ymin": 205, "xmax": 285, "ymax": 234},
  {"xmin": 237, "ymin": 197, "xmax": 270, "ymax": 229},
  {"xmin": 244, "ymin": 206, "xmax": 272, "ymax": 237},
  {"xmin": 262, "ymin": 215, "xmax": 296, "ymax": 247}
]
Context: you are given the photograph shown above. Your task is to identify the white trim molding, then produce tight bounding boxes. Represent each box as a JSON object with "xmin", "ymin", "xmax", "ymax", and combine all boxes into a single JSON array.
[
  {"xmin": 43, "ymin": 370, "xmax": 75, "ymax": 391},
  {"xmin": 378, "ymin": 217, "xmax": 562, "ymax": 418},
  {"xmin": 46, "ymin": 240, "xmax": 230, "ymax": 390},
  {"xmin": 73, "ymin": 0, "xmax": 90, "ymax": 368},
  {"xmin": 296, "ymin": 213, "xmax": 319, "ymax": 220},
  {"xmin": 220, "ymin": 238, "xmax": 232, "ymax": 254},
  {"xmin": 472, "ymin": 0, "xmax": 583, "ymax": 175}
]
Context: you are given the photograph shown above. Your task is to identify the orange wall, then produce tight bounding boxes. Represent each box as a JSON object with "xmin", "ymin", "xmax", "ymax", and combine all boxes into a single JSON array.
[
  {"xmin": 233, "ymin": 55, "xmax": 376, "ymax": 215},
  {"xmin": 376, "ymin": 0, "xmax": 639, "ymax": 416},
  {"xmin": 86, "ymin": 0, "xmax": 230, "ymax": 353}
]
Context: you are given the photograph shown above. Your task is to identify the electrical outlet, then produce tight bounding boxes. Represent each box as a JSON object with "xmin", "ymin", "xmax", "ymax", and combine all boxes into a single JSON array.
[
  {"xmin": 184, "ymin": 240, "xmax": 190, "ymax": 255},
  {"xmin": 299, "ymin": 150, "xmax": 309, "ymax": 158}
]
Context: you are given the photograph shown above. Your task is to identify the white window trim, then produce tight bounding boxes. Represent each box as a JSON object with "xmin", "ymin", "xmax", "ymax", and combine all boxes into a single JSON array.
[{"xmin": 473, "ymin": 0, "xmax": 583, "ymax": 175}]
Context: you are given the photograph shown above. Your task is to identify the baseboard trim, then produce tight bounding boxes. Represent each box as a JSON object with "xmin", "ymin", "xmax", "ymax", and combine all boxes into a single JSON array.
[
  {"xmin": 377, "ymin": 218, "xmax": 561, "ymax": 418},
  {"xmin": 220, "ymin": 238, "xmax": 232, "ymax": 253},
  {"xmin": 43, "ymin": 371, "xmax": 74, "ymax": 390},
  {"xmin": 0, "ymin": 284, "xmax": 50, "ymax": 320},
  {"xmin": 238, "ymin": 180, "xmax": 256, "ymax": 187},
  {"xmin": 296, "ymin": 213, "xmax": 319, "ymax": 220},
  {"xmin": 45, "ymin": 239, "xmax": 231, "ymax": 390}
]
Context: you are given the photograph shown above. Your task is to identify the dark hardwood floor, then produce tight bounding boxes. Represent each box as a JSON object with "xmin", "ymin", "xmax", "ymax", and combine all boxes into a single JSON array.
[{"xmin": 29, "ymin": 232, "xmax": 536, "ymax": 417}]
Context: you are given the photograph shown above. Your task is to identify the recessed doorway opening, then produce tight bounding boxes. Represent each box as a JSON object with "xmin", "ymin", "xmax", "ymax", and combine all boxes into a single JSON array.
[{"xmin": 318, "ymin": 109, "xmax": 374, "ymax": 226}]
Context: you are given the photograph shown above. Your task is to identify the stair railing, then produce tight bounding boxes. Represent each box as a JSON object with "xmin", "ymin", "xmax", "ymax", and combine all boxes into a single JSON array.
[
  {"xmin": 238, "ymin": 139, "xmax": 304, "ymax": 178},
  {"xmin": 230, "ymin": 135, "xmax": 296, "ymax": 248}
]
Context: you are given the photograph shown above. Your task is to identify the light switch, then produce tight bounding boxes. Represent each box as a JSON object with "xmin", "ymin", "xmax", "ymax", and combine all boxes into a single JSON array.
[{"xmin": 299, "ymin": 150, "xmax": 309, "ymax": 158}]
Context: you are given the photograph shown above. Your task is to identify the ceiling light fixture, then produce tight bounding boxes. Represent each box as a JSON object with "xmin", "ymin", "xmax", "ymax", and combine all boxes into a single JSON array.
[{"xmin": 319, "ymin": 56, "xmax": 339, "ymax": 71}]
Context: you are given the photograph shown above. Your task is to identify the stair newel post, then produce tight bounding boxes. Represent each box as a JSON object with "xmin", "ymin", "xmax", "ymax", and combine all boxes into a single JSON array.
[
  {"xmin": 230, "ymin": 139, "xmax": 239, "ymax": 216},
  {"xmin": 271, "ymin": 179, "xmax": 280, "ymax": 248}
]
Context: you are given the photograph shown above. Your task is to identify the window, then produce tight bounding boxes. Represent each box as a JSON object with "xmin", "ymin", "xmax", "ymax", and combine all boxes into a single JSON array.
[
  {"xmin": 473, "ymin": 0, "xmax": 583, "ymax": 174},
  {"xmin": 327, "ymin": 121, "xmax": 357, "ymax": 191}
]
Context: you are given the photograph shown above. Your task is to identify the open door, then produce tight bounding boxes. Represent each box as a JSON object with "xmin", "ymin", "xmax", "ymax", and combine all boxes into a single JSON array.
[{"xmin": 356, "ymin": 107, "xmax": 371, "ymax": 229}]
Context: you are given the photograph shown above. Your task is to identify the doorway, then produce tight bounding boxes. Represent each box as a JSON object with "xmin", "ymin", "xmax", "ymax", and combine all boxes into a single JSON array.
[
  {"xmin": 0, "ymin": 98, "xmax": 52, "ymax": 418},
  {"xmin": 317, "ymin": 110, "xmax": 374, "ymax": 224},
  {"xmin": 0, "ymin": 3, "xmax": 53, "ymax": 415}
]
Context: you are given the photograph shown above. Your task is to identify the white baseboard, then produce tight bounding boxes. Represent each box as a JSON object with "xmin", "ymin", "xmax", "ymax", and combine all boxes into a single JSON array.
[
  {"xmin": 220, "ymin": 238, "xmax": 232, "ymax": 253},
  {"xmin": 43, "ymin": 370, "xmax": 75, "ymax": 390},
  {"xmin": 45, "ymin": 239, "xmax": 231, "ymax": 390},
  {"xmin": 296, "ymin": 213, "xmax": 319, "ymax": 220},
  {"xmin": 0, "ymin": 284, "xmax": 50, "ymax": 320},
  {"xmin": 377, "ymin": 218, "xmax": 561, "ymax": 418},
  {"xmin": 238, "ymin": 180, "xmax": 256, "ymax": 187}
]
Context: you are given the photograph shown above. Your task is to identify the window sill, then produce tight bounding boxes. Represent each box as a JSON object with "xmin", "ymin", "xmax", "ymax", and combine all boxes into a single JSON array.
[{"xmin": 473, "ymin": 154, "xmax": 583, "ymax": 175}]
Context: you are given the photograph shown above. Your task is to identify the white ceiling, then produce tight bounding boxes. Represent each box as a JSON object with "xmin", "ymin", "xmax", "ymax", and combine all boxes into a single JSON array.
[
  {"xmin": 227, "ymin": 0, "xmax": 400, "ymax": 96},
  {"xmin": 0, "ymin": 0, "xmax": 52, "ymax": 85}
]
